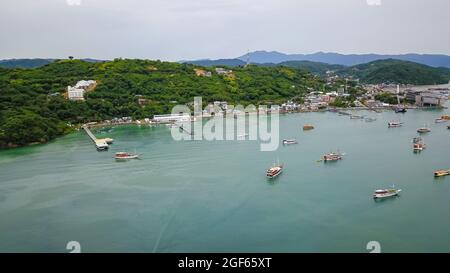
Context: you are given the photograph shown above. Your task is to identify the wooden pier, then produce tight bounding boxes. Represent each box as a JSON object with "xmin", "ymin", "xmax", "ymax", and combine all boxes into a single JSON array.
[{"xmin": 82, "ymin": 125, "xmax": 112, "ymax": 150}]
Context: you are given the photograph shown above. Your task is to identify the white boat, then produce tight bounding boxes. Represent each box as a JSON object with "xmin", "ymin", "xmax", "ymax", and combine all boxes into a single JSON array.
[
  {"xmin": 388, "ymin": 121, "xmax": 403, "ymax": 128},
  {"xmin": 350, "ymin": 115, "xmax": 364, "ymax": 119},
  {"xmin": 373, "ymin": 187, "xmax": 401, "ymax": 199},
  {"xmin": 266, "ymin": 163, "xmax": 284, "ymax": 179},
  {"xmin": 115, "ymin": 152, "xmax": 140, "ymax": 160},
  {"xmin": 435, "ymin": 118, "xmax": 447, "ymax": 123},
  {"xmin": 282, "ymin": 139, "xmax": 298, "ymax": 145},
  {"xmin": 237, "ymin": 133, "xmax": 249, "ymax": 138},
  {"xmin": 95, "ymin": 140, "xmax": 109, "ymax": 151},
  {"xmin": 323, "ymin": 152, "xmax": 343, "ymax": 162}
]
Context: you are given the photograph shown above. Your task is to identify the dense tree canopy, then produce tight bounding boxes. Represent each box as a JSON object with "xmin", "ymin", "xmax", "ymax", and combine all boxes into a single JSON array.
[{"xmin": 0, "ymin": 59, "xmax": 336, "ymax": 148}]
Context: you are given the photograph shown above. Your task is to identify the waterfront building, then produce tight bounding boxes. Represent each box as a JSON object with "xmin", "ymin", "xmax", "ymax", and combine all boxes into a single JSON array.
[{"xmin": 153, "ymin": 114, "xmax": 191, "ymax": 123}]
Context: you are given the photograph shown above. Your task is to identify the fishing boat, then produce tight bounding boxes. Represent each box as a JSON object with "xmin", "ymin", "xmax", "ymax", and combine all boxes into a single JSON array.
[
  {"xmin": 412, "ymin": 136, "xmax": 426, "ymax": 152},
  {"xmin": 434, "ymin": 170, "xmax": 450, "ymax": 177},
  {"xmin": 303, "ymin": 124, "xmax": 314, "ymax": 130},
  {"xmin": 266, "ymin": 163, "xmax": 284, "ymax": 179},
  {"xmin": 365, "ymin": 117, "xmax": 377, "ymax": 122},
  {"xmin": 417, "ymin": 126, "xmax": 431, "ymax": 133},
  {"xmin": 373, "ymin": 186, "xmax": 401, "ymax": 199},
  {"xmin": 115, "ymin": 152, "xmax": 140, "ymax": 160},
  {"xmin": 388, "ymin": 121, "xmax": 403, "ymax": 128},
  {"xmin": 394, "ymin": 107, "xmax": 407, "ymax": 113},
  {"xmin": 323, "ymin": 152, "xmax": 343, "ymax": 162},
  {"xmin": 282, "ymin": 139, "xmax": 298, "ymax": 145},
  {"xmin": 95, "ymin": 140, "xmax": 109, "ymax": 151}
]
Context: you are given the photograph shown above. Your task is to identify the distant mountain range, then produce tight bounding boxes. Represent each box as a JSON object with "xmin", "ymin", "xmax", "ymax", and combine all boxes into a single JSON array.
[
  {"xmin": 0, "ymin": 58, "xmax": 105, "ymax": 68},
  {"xmin": 237, "ymin": 51, "xmax": 450, "ymax": 68}
]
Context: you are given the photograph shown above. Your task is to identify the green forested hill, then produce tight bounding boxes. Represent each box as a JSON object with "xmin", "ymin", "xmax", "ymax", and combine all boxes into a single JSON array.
[
  {"xmin": 276, "ymin": 60, "xmax": 346, "ymax": 76},
  {"xmin": 0, "ymin": 59, "xmax": 327, "ymax": 148},
  {"xmin": 339, "ymin": 59, "xmax": 450, "ymax": 84}
]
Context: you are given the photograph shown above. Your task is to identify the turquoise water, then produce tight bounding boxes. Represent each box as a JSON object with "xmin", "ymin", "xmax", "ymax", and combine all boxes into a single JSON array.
[{"xmin": 1, "ymin": 108, "xmax": 450, "ymax": 253}]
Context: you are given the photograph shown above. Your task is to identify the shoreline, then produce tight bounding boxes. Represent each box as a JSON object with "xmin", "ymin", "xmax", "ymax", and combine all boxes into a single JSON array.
[{"xmin": 1, "ymin": 105, "xmax": 447, "ymax": 151}]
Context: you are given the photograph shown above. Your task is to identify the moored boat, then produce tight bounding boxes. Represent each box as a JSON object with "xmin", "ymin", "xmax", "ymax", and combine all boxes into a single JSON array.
[
  {"xmin": 323, "ymin": 152, "xmax": 343, "ymax": 162},
  {"xmin": 417, "ymin": 126, "xmax": 431, "ymax": 133},
  {"xmin": 413, "ymin": 137, "xmax": 426, "ymax": 152},
  {"xmin": 350, "ymin": 115, "xmax": 364, "ymax": 119},
  {"xmin": 266, "ymin": 163, "xmax": 284, "ymax": 179},
  {"xmin": 115, "ymin": 152, "xmax": 140, "ymax": 160},
  {"xmin": 282, "ymin": 139, "xmax": 298, "ymax": 145},
  {"xmin": 434, "ymin": 169, "xmax": 450, "ymax": 177},
  {"xmin": 95, "ymin": 140, "xmax": 109, "ymax": 151},
  {"xmin": 303, "ymin": 124, "xmax": 314, "ymax": 131},
  {"xmin": 388, "ymin": 121, "xmax": 403, "ymax": 128},
  {"xmin": 441, "ymin": 115, "xmax": 450, "ymax": 120},
  {"xmin": 435, "ymin": 118, "xmax": 447, "ymax": 123},
  {"xmin": 373, "ymin": 187, "xmax": 401, "ymax": 199}
]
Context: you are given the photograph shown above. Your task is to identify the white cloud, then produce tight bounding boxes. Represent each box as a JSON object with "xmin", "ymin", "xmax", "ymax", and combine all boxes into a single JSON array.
[
  {"xmin": 66, "ymin": 0, "xmax": 82, "ymax": 6},
  {"xmin": 366, "ymin": 0, "xmax": 382, "ymax": 6}
]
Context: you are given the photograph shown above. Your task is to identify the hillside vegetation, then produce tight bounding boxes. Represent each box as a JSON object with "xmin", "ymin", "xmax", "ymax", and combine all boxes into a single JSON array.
[
  {"xmin": 338, "ymin": 59, "xmax": 450, "ymax": 85},
  {"xmin": 0, "ymin": 59, "xmax": 328, "ymax": 148}
]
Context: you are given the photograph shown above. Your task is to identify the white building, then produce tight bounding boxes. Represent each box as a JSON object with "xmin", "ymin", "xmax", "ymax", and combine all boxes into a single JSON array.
[
  {"xmin": 67, "ymin": 86, "xmax": 85, "ymax": 101},
  {"xmin": 75, "ymin": 80, "xmax": 96, "ymax": 90},
  {"xmin": 153, "ymin": 113, "xmax": 191, "ymax": 123}
]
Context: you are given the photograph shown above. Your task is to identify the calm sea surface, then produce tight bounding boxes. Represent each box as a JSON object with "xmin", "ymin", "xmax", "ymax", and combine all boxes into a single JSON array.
[{"xmin": 1, "ymin": 107, "xmax": 450, "ymax": 252}]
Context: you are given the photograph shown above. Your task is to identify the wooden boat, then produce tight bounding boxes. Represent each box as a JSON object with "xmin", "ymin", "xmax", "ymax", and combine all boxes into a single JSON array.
[
  {"xmin": 441, "ymin": 115, "xmax": 450, "ymax": 120},
  {"xmin": 417, "ymin": 126, "xmax": 431, "ymax": 133},
  {"xmin": 115, "ymin": 152, "xmax": 140, "ymax": 160},
  {"xmin": 323, "ymin": 152, "xmax": 343, "ymax": 162},
  {"xmin": 303, "ymin": 124, "xmax": 314, "ymax": 130},
  {"xmin": 434, "ymin": 170, "xmax": 450, "ymax": 177}
]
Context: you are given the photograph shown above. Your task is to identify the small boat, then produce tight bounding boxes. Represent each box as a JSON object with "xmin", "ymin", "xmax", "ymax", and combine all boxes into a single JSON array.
[
  {"xmin": 394, "ymin": 107, "xmax": 407, "ymax": 113},
  {"xmin": 447, "ymin": 125, "xmax": 450, "ymax": 130},
  {"xmin": 435, "ymin": 118, "xmax": 447, "ymax": 123},
  {"xmin": 323, "ymin": 152, "xmax": 343, "ymax": 162},
  {"xmin": 434, "ymin": 170, "xmax": 450, "ymax": 177},
  {"xmin": 413, "ymin": 143, "xmax": 426, "ymax": 152},
  {"xmin": 237, "ymin": 133, "xmax": 249, "ymax": 138},
  {"xmin": 350, "ymin": 115, "xmax": 364, "ymax": 119},
  {"xmin": 441, "ymin": 115, "xmax": 450, "ymax": 120},
  {"xmin": 413, "ymin": 137, "xmax": 426, "ymax": 152},
  {"xmin": 115, "ymin": 152, "xmax": 140, "ymax": 160},
  {"xmin": 417, "ymin": 126, "xmax": 431, "ymax": 133},
  {"xmin": 303, "ymin": 124, "xmax": 314, "ymax": 130},
  {"xmin": 95, "ymin": 140, "xmax": 109, "ymax": 151},
  {"xmin": 266, "ymin": 163, "xmax": 284, "ymax": 179},
  {"xmin": 365, "ymin": 117, "xmax": 377, "ymax": 122},
  {"xmin": 373, "ymin": 186, "xmax": 401, "ymax": 199},
  {"xmin": 282, "ymin": 139, "xmax": 298, "ymax": 145},
  {"xmin": 388, "ymin": 121, "xmax": 403, "ymax": 128}
]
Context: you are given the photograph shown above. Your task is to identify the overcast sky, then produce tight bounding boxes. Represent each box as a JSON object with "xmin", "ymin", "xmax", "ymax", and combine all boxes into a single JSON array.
[{"xmin": 0, "ymin": 0, "xmax": 449, "ymax": 61}]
